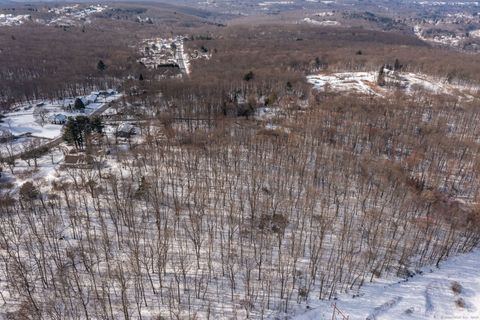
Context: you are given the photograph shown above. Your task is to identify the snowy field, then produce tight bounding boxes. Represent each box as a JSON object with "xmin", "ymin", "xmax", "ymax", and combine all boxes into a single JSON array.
[
  {"xmin": 307, "ymin": 71, "xmax": 480, "ymax": 98},
  {"xmin": 294, "ymin": 248, "xmax": 480, "ymax": 320}
]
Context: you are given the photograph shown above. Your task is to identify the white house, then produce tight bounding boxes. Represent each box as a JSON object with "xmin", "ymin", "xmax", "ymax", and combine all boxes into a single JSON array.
[
  {"xmin": 49, "ymin": 114, "xmax": 67, "ymax": 125},
  {"xmin": 80, "ymin": 94, "xmax": 97, "ymax": 107},
  {"xmin": 87, "ymin": 94, "xmax": 98, "ymax": 103}
]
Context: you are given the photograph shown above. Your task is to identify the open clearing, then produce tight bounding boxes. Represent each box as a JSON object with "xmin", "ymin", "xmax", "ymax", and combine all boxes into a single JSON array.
[
  {"xmin": 307, "ymin": 71, "xmax": 480, "ymax": 99},
  {"xmin": 294, "ymin": 248, "xmax": 480, "ymax": 320}
]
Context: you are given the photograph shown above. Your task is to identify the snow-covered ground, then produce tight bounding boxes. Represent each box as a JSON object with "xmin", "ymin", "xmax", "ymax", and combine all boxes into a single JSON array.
[
  {"xmin": 176, "ymin": 39, "xmax": 191, "ymax": 75},
  {"xmin": 1, "ymin": 111, "xmax": 64, "ymax": 139},
  {"xmin": 294, "ymin": 248, "xmax": 480, "ymax": 320},
  {"xmin": 414, "ymin": 25, "xmax": 464, "ymax": 47},
  {"xmin": 0, "ymin": 146, "xmax": 65, "ymax": 195},
  {"xmin": 259, "ymin": 1, "xmax": 295, "ymax": 6},
  {"xmin": 0, "ymin": 14, "xmax": 31, "ymax": 26},
  {"xmin": 0, "ymin": 120, "xmax": 140, "ymax": 196},
  {"xmin": 416, "ymin": 1, "xmax": 480, "ymax": 7},
  {"xmin": 470, "ymin": 29, "xmax": 480, "ymax": 38},
  {"xmin": 302, "ymin": 18, "xmax": 340, "ymax": 26},
  {"xmin": 315, "ymin": 11, "xmax": 335, "ymax": 17},
  {"xmin": 307, "ymin": 71, "xmax": 480, "ymax": 99},
  {"xmin": 48, "ymin": 4, "xmax": 106, "ymax": 17},
  {"xmin": 0, "ymin": 5, "xmax": 106, "ymax": 28},
  {"xmin": 48, "ymin": 4, "xmax": 107, "ymax": 27},
  {"xmin": 0, "ymin": 90, "xmax": 120, "ymax": 140},
  {"xmin": 308, "ymin": 72, "xmax": 379, "ymax": 95}
]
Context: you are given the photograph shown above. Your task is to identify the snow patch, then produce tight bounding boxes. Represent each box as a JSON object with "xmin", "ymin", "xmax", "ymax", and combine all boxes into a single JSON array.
[
  {"xmin": 307, "ymin": 71, "xmax": 480, "ymax": 99},
  {"xmin": 303, "ymin": 18, "xmax": 339, "ymax": 26},
  {"xmin": 0, "ymin": 14, "xmax": 31, "ymax": 26}
]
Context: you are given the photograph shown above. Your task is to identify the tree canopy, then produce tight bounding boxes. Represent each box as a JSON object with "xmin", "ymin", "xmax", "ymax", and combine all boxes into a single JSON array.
[{"xmin": 63, "ymin": 115, "xmax": 104, "ymax": 149}]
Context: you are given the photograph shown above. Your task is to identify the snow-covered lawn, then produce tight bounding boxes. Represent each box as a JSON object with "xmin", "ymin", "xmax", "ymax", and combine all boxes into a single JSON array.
[
  {"xmin": 294, "ymin": 248, "xmax": 480, "ymax": 320},
  {"xmin": 307, "ymin": 71, "xmax": 480, "ymax": 99},
  {"xmin": 1, "ymin": 111, "xmax": 62, "ymax": 139}
]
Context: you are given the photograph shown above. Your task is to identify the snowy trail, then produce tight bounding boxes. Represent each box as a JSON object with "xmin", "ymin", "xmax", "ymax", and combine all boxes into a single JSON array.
[{"xmin": 293, "ymin": 249, "xmax": 480, "ymax": 320}]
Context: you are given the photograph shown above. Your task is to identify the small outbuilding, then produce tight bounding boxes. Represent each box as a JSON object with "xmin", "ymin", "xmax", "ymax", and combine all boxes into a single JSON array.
[{"xmin": 115, "ymin": 123, "xmax": 136, "ymax": 138}]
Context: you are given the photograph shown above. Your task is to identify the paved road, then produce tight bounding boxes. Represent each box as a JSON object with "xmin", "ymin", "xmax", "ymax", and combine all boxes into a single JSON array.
[{"xmin": 175, "ymin": 41, "xmax": 189, "ymax": 76}]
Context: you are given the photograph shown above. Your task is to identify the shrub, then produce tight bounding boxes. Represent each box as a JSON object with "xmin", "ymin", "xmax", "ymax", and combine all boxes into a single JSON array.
[{"xmin": 451, "ymin": 281, "xmax": 462, "ymax": 295}]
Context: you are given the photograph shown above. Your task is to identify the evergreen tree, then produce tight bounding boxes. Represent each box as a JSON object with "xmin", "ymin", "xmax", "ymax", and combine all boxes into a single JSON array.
[
  {"xmin": 62, "ymin": 116, "xmax": 104, "ymax": 149},
  {"xmin": 139, "ymin": 73, "xmax": 144, "ymax": 81},
  {"xmin": 74, "ymin": 98, "xmax": 85, "ymax": 110},
  {"xmin": 286, "ymin": 81, "xmax": 293, "ymax": 91},
  {"xmin": 63, "ymin": 117, "xmax": 81, "ymax": 149},
  {"xmin": 394, "ymin": 58, "xmax": 402, "ymax": 71},
  {"xmin": 90, "ymin": 115, "xmax": 104, "ymax": 134},
  {"xmin": 243, "ymin": 71, "xmax": 254, "ymax": 82},
  {"xmin": 97, "ymin": 59, "xmax": 107, "ymax": 72}
]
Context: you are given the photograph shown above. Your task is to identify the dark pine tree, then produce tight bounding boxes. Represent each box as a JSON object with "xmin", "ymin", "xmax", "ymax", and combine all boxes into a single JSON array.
[
  {"xmin": 97, "ymin": 60, "xmax": 107, "ymax": 72},
  {"xmin": 394, "ymin": 58, "xmax": 402, "ymax": 71},
  {"xmin": 74, "ymin": 98, "xmax": 85, "ymax": 110},
  {"xmin": 62, "ymin": 115, "xmax": 103, "ymax": 149},
  {"xmin": 243, "ymin": 71, "xmax": 254, "ymax": 82}
]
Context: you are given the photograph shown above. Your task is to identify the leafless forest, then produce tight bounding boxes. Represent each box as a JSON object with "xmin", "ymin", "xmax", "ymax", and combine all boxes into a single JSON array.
[{"xmin": 0, "ymin": 2, "xmax": 480, "ymax": 319}]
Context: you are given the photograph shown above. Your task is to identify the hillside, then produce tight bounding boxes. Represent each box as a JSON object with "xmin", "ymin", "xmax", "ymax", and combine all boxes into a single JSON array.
[
  {"xmin": 0, "ymin": 1, "xmax": 479, "ymax": 319},
  {"xmin": 295, "ymin": 248, "xmax": 480, "ymax": 319}
]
